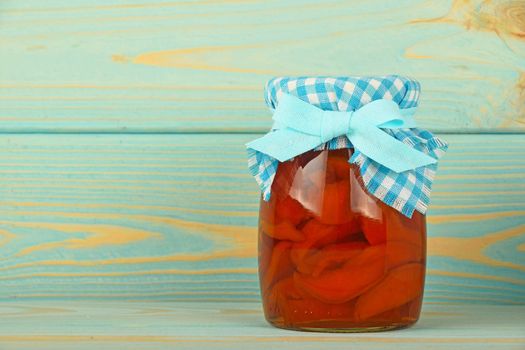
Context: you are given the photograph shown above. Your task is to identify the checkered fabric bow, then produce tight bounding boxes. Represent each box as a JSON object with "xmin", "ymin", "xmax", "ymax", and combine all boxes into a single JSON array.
[{"xmin": 247, "ymin": 75, "xmax": 448, "ymax": 218}]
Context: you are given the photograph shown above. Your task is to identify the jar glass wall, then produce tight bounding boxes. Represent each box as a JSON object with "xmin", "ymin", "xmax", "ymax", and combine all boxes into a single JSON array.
[{"xmin": 258, "ymin": 148, "xmax": 426, "ymax": 332}]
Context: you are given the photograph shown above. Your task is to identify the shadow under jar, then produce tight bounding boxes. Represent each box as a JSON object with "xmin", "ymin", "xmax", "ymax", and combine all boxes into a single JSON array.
[{"xmin": 258, "ymin": 148, "xmax": 427, "ymax": 332}]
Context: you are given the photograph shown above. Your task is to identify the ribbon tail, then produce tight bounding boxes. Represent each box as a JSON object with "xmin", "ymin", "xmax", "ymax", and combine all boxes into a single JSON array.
[
  {"xmin": 246, "ymin": 128, "xmax": 322, "ymax": 163},
  {"xmin": 348, "ymin": 120, "xmax": 437, "ymax": 173}
]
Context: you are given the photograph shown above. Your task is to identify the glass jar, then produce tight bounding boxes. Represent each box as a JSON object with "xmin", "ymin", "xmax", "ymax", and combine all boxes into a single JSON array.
[{"xmin": 258, "ymin": 148, "xmax": 426, "ymax": 332}]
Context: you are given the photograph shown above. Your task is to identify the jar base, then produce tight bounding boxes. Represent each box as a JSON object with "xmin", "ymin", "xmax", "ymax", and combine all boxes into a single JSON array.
[{"xmin": 267, "ymin": 318, "xmax": 417, "ymax": 333}]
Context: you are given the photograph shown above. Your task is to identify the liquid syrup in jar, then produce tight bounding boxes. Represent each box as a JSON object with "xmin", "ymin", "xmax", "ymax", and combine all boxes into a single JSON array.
[{"xmin": 258, "ymin": 148, "xmax": 426, "ymax": 332}]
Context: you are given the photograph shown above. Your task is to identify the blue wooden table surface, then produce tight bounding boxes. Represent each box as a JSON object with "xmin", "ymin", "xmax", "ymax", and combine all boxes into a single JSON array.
[{"xmin": 0, "ymin": 301, "xmax": 524, "ymax": 350}]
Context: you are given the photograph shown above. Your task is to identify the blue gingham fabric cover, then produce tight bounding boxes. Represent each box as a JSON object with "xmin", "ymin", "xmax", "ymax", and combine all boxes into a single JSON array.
[{"xmin": 247, "ymin": 75, "xmax": 448, "ymax": 218}]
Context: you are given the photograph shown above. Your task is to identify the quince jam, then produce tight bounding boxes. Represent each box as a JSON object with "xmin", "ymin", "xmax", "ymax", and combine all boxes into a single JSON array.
[{"xmin": 258, "ymin": 148, "xmax": 426, "ymax": 332}]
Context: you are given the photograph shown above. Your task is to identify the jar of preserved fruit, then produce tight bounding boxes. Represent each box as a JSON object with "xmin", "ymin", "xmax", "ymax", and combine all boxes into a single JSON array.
[{"xmin": 247, "ymin": 76, "xmax": 447, "ymax": 332}]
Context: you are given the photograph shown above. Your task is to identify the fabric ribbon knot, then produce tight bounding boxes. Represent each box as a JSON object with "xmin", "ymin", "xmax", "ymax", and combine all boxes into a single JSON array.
[{"xmin": 247, "ymin": 93, "xmax": 437, "ymax": 173}]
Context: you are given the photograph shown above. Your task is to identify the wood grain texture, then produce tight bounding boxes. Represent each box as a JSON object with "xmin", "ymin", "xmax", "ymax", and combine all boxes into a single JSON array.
[
  {"xmin": 0, "ymin": 301, "xmax": 523, "ymax": 350},
  {"xmin": 0, "ymin": 134, "xmax": 523, "ymax": 303},
  {"xmin": 1, "ymin": 0, "xmax": 524, "ymax": 133}
]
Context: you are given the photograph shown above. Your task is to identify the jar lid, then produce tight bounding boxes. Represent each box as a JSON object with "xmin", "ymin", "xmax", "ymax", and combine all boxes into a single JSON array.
[
  {"xmin": 247, "ymin": 75, "xmax": 448, "ymax": 218},
  {"xmin": 265, "ymin": 75, "xmax": 420, "ymax": 112}
]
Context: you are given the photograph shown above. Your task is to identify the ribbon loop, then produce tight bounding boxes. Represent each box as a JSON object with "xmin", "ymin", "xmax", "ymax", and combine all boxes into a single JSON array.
[{"xmin": 272, "ymin": 93, "xmax": 322, "ymax": 136}]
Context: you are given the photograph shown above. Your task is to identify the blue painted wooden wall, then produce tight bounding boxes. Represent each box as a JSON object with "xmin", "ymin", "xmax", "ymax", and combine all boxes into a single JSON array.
[{"xmin": 0, "ymin": 0, "xmax": 524, "ymax": 305}]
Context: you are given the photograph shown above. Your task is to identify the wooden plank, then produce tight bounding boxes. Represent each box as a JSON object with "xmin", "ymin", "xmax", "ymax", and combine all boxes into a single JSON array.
[
  {"xmin": 0, "ymin": 0, "xmax": 523, "ymax": 133},
  {"xmin": 0, "ymin": 134, "xmax": 524, "ymax": 303},
  {"xmin": 0, "ymin": 301, "xmax": 523, "ymax": 350}
]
